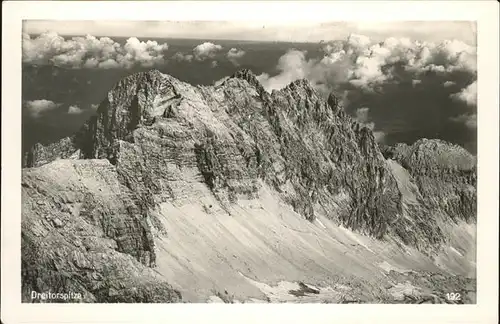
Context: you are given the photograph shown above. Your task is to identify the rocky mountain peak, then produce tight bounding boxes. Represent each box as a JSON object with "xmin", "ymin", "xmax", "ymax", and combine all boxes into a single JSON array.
[
  {"xmin": 383, "ymin": 138, "xmax": 476, "ymax": 181},
  {"xmin": 231, "ymin": 68, "xmax": 267, "ymax": 96},
  {"xmin": 231, "ymin": 68, "xmax": 258, "ymax": 83},
  {"xmin": 21, "ymin": 68, "xmax": 477, "ymax": 303},
  {"xmin": 24, "ymin": 69, "xmax": 476, "ymax": 247},
  {"xmin": 382, "ymin": 138, "xmax": 476, "ymax": 224},
  {"xmin": 285, "ymin": 78, "xmax": 316, "ymax": 91}
]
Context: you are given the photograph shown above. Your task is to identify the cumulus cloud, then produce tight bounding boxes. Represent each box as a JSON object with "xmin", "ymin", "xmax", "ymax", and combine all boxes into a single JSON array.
[
  {"xmin": 171, "ymin": 42, "xmax": 222, "ymax": 63},
  {"xmin": 24, "ymin": 99, "xmax": 61, "ymax": 117},
  {"xmin": 412, "ymin": 79, "xmax": 422, "ymax": 87},
  {"xmin": 211, "ymin": 60, "xmax": 218, "ymax": 68},
  {"xmin": 68, "ymin": 105, "xmax": 84, "ymax": 114},
  {"xmin": 353, "ymin": 107, "xmax": 385, "ymax": 143},
  {"xmin": 372, "ymin": 131, "xmax": 386, "ymax": 143},
  {"xmin": 257, "ymin": 34, "xmax": 477, "ymax": 94},
  {"xmin": 226, "ymin": 48, "xmax": 246, "ymax": 66},
  {"xmin": 171, "ymin": 52, "xmax": 194, "ymax": 62},
  {"xmin": 193, "ymin": 42, "xmax": 222, "ymax": 61},
  {"xmin": 450, "ymin": 114, "xmax": 477, "ymax": 129},
  {"xmin": 443, "ymin": 81, "xmax": 456, "ymax": 87},
  {"xmin": 118, "ymin": 37, "xmax": 169, "ymax": 68},
  {"xmin": 257, "ymin": 50, "xmax": 315, "ymax": 92},
  {"xmin": 354, "ymin": 107, "xmax": 375, "ymax": 130},
  {"xmin": 450, "ymin": 81, "xmax": 477, "ymax": 106},
  {"xmin": 22, "ymin": 32, "xmax": 169, "ymax": 69},
  {"xmin": 405, "ymin": 39, "xmax": 476, "ymax": 74}
]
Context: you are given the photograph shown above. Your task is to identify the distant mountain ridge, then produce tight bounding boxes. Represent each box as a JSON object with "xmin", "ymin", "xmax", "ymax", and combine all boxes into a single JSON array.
[{"xmin": 22, "ymin": 69, "xmax": 477, "ymax": 303}]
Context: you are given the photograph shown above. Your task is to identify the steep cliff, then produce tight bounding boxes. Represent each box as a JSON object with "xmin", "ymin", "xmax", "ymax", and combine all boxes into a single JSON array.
[
  {"xmin": 22, "ymin": 69, "xmax": 477, "ymax": 303},
  {"xmin": 383, "ymin": 139, "xmax": 476, "ymax": 222},
  {"xmin": 25, "ymin": 69, "xmax": 403, "ymax": 237},
  {"xmin": 22, "ymin": 159, "xmax": 181, "ymax": 303}
]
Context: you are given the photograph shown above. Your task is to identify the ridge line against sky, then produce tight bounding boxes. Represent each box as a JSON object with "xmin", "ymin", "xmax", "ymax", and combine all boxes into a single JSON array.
[{"xmin": 23, "ymin": 20, "xmax": 477, "ymax": 45}]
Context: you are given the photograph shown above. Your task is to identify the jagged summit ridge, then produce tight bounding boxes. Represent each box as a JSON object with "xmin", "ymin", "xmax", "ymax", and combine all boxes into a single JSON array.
[
  {"xmin": 24, "ymin": 69, "xmax": 394, "ymax": 233},
  {"xmin": 111, "ymin": 69, "xmax": 342, "ymax": 123},
  {"xmin": 231, "ymin": 69, "xmax": 266, "ymax": 94},
  {"xmin": 26, "ymin": 69, "xmax": 344, "ymax": 162},
  {"xmin": 24, "ymin": 69, "xmax": 476, "ymax": 247},
  {"xmin": 21, "ymin": 68, "xmax": 477, "ymax": 303},
  {"xmin": 382, "ymin": 138, "xmax": 476, "ymax": 223}
]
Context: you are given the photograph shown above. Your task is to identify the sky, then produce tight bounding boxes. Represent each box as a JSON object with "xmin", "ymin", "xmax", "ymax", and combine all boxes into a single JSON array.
[
  {"xmin": 23, "ymin": 20, "xmax": 477, "ymax": 45},
  {"xmin": 21, "ymin": 20, "xmax": 478, "ymax": 156}
]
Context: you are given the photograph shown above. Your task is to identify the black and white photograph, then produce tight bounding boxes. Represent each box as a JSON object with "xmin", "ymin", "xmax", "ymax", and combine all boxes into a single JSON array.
[{"xmin": 2, "ymin": 1, "xmax": 499, "ymax": 324}]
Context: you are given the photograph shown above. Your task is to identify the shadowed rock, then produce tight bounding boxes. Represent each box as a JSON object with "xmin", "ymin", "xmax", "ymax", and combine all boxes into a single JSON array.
[{"xmin": 22, "ymin": 69, "xmax": 476, "ymax": 303}]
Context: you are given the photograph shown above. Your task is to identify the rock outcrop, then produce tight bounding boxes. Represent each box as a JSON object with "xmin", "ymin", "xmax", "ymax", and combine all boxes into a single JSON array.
[
  {"xmin": 24, "ymin": 69, "xmax": 403, "ymax": 237},
  {"xmin": 383, "ymin": 139, "xmax": 476, "ymax": 222},
  {"xmin": 22, "ymin": 160, "xmax": 181, "ymax": 303},
  {"xmin": 380, "ymin": 139, "xmax": 476, "ymax": 252},
  {"xmin": 22, "ymin": 69, "xmax": 477, "ymax": 303}
]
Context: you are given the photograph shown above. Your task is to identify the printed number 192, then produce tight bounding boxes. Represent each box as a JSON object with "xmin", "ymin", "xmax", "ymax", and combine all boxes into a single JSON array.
[{"xmin": 446, "ymin": 292, "xmax": 462, "ymax": 301}]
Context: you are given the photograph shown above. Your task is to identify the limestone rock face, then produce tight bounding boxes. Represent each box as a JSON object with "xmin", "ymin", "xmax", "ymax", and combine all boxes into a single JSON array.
[
  {"xmin": 386, "ymin": 139, "xmax": 476, "ymax": 222},
  {"xmin": 24, "ymin": 137, "xmax": 80, "ymax": 168},
  {"xmin": 25, "ymin": 69, "xmax": 404, "ymax": 237},
  {"xmin": 381, "ymin": 139, "xmax": 476, "ymax": 252},
  {"xmin": 22, "ymin": 160, "xmax": 181, "ymax": 303},
  {"xmin": 22, "ymin": 69, "xmax": 477, "ymax": 303}
]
